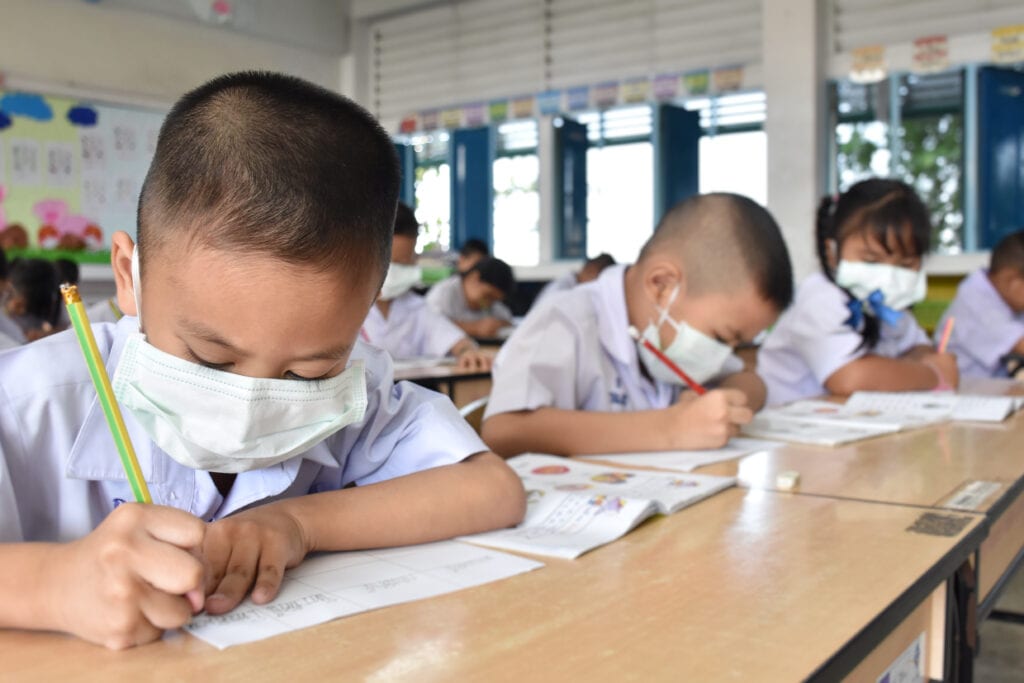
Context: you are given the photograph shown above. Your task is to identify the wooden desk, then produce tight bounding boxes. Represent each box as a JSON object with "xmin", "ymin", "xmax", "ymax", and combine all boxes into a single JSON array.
[
  {"xmin": 393, "ymin": 362, "xmax": 493, "ymax": 408},
  {"xmin": 699, "ymin": 409, "xmax": 1024, "ymax": 619},
  {"xmin": 0, "ymin": 490, "xmax": 985, "ymax": 682}
]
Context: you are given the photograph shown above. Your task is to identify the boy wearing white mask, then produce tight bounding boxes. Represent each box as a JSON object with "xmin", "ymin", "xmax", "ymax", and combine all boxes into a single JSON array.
[
  {"xmin": 481, "ymin": 194, "xmax": 791, "ymax": 458},
  {"xmin": 0, "ymin": 72, "xmax": 524, "ymax": 649},
  {"xmin": 757, "ymin": 178, "xmax": 958, "ymax": 406},
  {"xmin": 362, "ymin": 203, "xmax": 491, "ymax": 370}
]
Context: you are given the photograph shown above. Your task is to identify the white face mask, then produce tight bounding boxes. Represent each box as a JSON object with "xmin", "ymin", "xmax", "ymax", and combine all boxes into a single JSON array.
[
  {"xmin": 379, "ymin": 262, "xmax": 422, "ymax": 301},
  {"xmin": 116, "ymin": 246, "xmax": 368, "ymax": 473},
  {"xmin": 636, "ymin": 286, "xmax": 733, "ymax": 386},
  {"xmin": 834, "ymin": 260, "xmax": 926, "ymax": 311}
]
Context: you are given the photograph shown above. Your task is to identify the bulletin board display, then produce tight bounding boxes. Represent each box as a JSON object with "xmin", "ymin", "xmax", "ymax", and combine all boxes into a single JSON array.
[{"xmin": 0, "ymin": 90, "xmax": 166, "ymax": 262}]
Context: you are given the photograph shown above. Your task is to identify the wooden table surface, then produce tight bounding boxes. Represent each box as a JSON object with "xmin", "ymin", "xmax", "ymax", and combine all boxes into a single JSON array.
[{"xmin": 1, "ymin": 489, "xmax": 984, "ymax": 682}]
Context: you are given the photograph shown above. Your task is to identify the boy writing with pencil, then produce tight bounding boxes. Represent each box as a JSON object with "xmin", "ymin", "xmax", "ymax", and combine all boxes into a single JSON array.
[
  {"xmin": 937, "ymin": 229, "xmax": 1024, "ymax": 379},
  {"xmin": 481, "ymin": 194, "xmax": 793, "ymax": 457},
  {"xmin": 0, "ymin": 72, "xmax": 524, "ymax": 649}
]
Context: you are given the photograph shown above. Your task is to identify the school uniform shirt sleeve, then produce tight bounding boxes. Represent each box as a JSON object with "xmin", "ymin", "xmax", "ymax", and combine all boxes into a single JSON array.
[
  {"xmin": 940, "ymin": 270, "xmax": 1024, "ymax": 377},
  {"xmin": 492, "ymin": 301, "xmax": 514, "ymax": 322},
  {"xmin": 0, "ymin": 390, "xmax": 25, "ymax": 541},
  {"xmin": 757, "ymin": 274, "xmax": 868, "ymax": 405},
  {"xmin": 418, "ymin": 303, "xmax": 468, "ymax": 357},
  {"xmin": 425, "ymin": 276, "xmax": 463, "ymax": 319},
  {"xmin": 783, "ymin": 277, "xmax": 866, "ymax": 382},
  {"xmin": 326, "ymin": 342, "xmax": 489, "ymax": 487},
  {"xmin": 891, "ymin": 313, "xmax": 930, "ymax": 353},
  {"xmin": 484, "ymin": 303, "xmax": 581, "ymax": 419}
]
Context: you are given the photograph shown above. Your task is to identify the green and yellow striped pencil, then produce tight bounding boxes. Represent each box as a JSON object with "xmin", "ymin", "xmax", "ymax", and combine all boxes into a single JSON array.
[{"xmin": 61, "ymin": 284, "xmax": 151, "ymax": 504}]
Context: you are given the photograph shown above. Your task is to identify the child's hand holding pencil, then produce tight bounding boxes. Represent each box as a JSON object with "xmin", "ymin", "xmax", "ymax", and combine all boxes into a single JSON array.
[{"xmin": 662, "ymin": 388, "xmax": 753, "ymax": 450}]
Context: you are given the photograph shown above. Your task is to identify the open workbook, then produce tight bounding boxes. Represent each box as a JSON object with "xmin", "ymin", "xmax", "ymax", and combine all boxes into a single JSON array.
[
  {"xmin": 743, "ymin": 392, "xmax": 1021, "ymax": 447},
  {"xmin": 184, "ymin": 541, "xmax": 543, "ymax": 649},
  {"xmin": 459, "ymin": 454, "xmax": 736, "ymax": 560}
]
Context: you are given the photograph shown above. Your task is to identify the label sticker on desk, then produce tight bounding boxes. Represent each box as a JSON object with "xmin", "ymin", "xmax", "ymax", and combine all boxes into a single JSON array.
[
  {"xmin": 876, "ymin": 631, "xmax": 924, "ymax": 683},
  {"xmin": 906, "ymin": 512, "xmax": 974, "ymax": 537},
  {"xmin": 942, "ymin": 480, "xmax": 1002, "ymax": 511}
]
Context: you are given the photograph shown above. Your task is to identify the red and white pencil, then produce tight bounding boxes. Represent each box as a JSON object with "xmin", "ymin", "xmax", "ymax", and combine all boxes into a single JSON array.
[{"xmin": 628, "ymin": 326, "xmax": 707, "ymax": 395}]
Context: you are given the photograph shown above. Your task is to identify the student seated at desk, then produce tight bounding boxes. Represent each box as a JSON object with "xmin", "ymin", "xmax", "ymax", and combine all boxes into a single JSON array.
[
  {"xmin": 532, "ymin": 253, "xmax": 617, "ymax": 310},
  {"xmin": 481, "ymin": 193, "xmax": 792, "ymax": 457},
  {"xmin": 456, "ymin": 238, "xmax": 490, "ymax": 274},
  {"xmin": 0, "ymin": 72, "xmax": 524, "ymax": 650},
  {"xmin": 426, "ymin": 257, "xmax": 516, "ymax": 339},
  {"xmin": 362, "ymin": 203, "xmax": 491, "ymax": 370},
  {"xmin": 937, "ymin": 229, "xmax": 1024, "ymax": 379},
  {"xmin": 4, "ymin": 257, "xmax": 62, "ymax": 342},
  {"xmin": 758, "ymin": 178, "xmax": 958, "ymax": 406}
]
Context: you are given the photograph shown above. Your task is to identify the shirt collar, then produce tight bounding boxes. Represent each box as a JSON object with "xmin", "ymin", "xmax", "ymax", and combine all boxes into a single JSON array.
[{"xmin": 589, "ymin": 264, "xmax": 639, "ymax": 367}]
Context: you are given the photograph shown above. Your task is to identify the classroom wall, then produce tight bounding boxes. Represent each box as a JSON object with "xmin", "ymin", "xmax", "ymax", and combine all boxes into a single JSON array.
[{"xmin": 0, "ymin": 0, "xmax": 345, "ymax": 105}]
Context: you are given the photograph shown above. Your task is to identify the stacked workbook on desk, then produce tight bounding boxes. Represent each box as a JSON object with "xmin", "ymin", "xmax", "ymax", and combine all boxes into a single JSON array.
[
  {"xmin": 743, "ymin": 392, "xmax": 1023, "ymax": 447},
  {"xmin": 460, "ymin": 454, "xmax": 737, "ymax": 559}
]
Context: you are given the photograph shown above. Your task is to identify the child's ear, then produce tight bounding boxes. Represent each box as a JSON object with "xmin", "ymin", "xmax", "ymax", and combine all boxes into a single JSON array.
[
  {"xmin": 5, "ymin": 292, "xmax": 25, "ymax": 316},
  {"xmin": 110, "ymin": 231, "xmax": 138, "ymax": 317},
  {"xmin": 644, "ymin": 259, "xmax": 685, "ymax": 308}
]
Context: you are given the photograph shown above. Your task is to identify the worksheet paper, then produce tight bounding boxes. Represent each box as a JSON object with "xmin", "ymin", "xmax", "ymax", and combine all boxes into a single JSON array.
[
  {"xmin": 184, "ymin": 541, "xmax": 542, "ymax": 649},
  {"xmin": 843, "ymin": 392, "xmax": 1018, "ymax": 423},
  {"xmin": 577, "ymin": 438, "xmax": 779, "ymax": 472},
  {"xmin": 460, "ymin": 454, "xmax": 736, "ymax": 559},
  {"xmin": 742, "ymin": 414, "xmax": 897, "ymax": 447}
]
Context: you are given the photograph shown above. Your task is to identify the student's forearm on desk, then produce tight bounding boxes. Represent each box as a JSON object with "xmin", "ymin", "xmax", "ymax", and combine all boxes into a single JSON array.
[
  {"xmin": 0, "ymin": 543, "xmax": 62, "ymax": 631},
  {"xmin": 278, "ymin": 451, "xmax": 525, "ymax": 552},
  {"xmin": 825, "ymin": 355, "xmax": 946, "ymax": 395},
  {"xmin": 483, "ymin": 408, "xmax": 679, "ymax": 457}
]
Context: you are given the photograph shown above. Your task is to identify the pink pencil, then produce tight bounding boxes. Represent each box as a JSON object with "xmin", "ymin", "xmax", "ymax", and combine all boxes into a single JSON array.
[{"xmin": 938, "ymin": 317, "xmax": 955, "ymax": 354}]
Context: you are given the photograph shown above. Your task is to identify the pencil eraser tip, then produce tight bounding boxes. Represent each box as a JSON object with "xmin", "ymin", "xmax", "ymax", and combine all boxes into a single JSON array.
[{"xmin": 776, "ymin": 470, "xmax": 800, "ymax": 491}]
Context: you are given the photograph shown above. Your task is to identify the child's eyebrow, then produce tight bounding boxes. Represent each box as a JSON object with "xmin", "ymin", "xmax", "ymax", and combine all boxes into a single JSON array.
[
  {"xmin": 293, "ymin": 343, "xmax": 352, "ymax": 362},
  {"xmin": 179, "ymin": 318, "xmax": 247, "ymax": 356}
]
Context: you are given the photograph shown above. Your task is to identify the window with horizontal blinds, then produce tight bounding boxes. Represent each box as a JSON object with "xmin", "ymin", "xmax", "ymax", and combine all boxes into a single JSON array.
[
  {"xmin": 371, "ymin": 0, "xmax": 545, "ymax": 132},
  {"xmin": 832, "ymin": 0, "xmax": 1023, "ymax": 53},
  {"xmin": 370, "ymin": 0, "xmax": 763, "ymax": 132},
  {"xmin": 547, "ymin": 0, "xmax": 762, "ymax": 89}
]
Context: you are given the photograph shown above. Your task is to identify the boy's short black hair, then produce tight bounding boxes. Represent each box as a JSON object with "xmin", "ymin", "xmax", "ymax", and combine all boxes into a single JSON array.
[
  {"xmin": 991, "ymin": 229, "xmax": 1024, "ymax": 276},
  {"xmin": 585, "ymin": 253, "xmax": 616, "ymax": 270},
  {"xmin": 639, "ymin": 193, "xmax": 793, "ymax": 312},
  {"xmin": 54, "ymin": 258, "xmax": 80, "ymax": 286},
  {"xmin": 9, "ymin": 258, "xmax": 60, "ymax": 325},
  {"xmin": 467, "ymin": 257, "xmax": 515, "ymax": 298},
  {"xmin": 138, "ymin": 71, "xmax": 399, "ymax": 284},
  {"xmin": 459, "ymin": 238, "xmax": 490, "ymax": 259},
  {"xmin": 394, "ymin": 202, "xmax": 420, "ymax": 239}
]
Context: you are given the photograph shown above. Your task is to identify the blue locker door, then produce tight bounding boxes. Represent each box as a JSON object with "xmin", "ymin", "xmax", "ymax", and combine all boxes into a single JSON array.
[
  {"xmin": 555, "ymin": 118, "xmax": 589, "ymax": 259},
  {"xmin": 394, "ymin": 142, "xmax": 416, "ymax": 208},
  {"xmin": 449, "ymin": 127, "xmax": 494, "ymax": 250},
  {"xmin": 654, "ymin": 104, "xmax": 700, "ymax": 221},
  {"xmin": 978, "ymin": 67, "xmax": 1024, "ymax": 249}
]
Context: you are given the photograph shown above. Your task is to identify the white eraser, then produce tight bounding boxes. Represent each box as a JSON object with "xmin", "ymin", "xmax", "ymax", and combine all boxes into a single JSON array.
[{"xmin": 776, "ymin": 470, "xmax": 800, "ymax": 490}]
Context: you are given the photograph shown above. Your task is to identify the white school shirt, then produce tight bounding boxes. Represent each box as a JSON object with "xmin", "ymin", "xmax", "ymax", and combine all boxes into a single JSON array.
[
  {"xmin": 0, "ymin": 316, "xmax": 488, "ymax": 543},
  {"xmin": 0, "ymin": 312, "xmax": 25, "ymax": 347},
  {"xmin": 937, "ymin": 269, "xmax": 1024, "ymax": 378},
  {"xmin": 485, "ymin": 264, "xmax": 742, "ymax": 419},
  {"xmin": 361, "ymin": 291, "xmax": 466, "ymax": 359},
  {"xmin": 425, "ymin": 275, "xmax": 513, "ymax": 323},
  {"xmin": 532, "ymin": 272, "xmax": 577, "ymax": 309},
  {"xmin": 757, "ymin": 272, "xmax": 931, "ymax": 406},
  {"xmin": 85, "ymin": 297, "xmax": 123, "ymax": 324}
]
